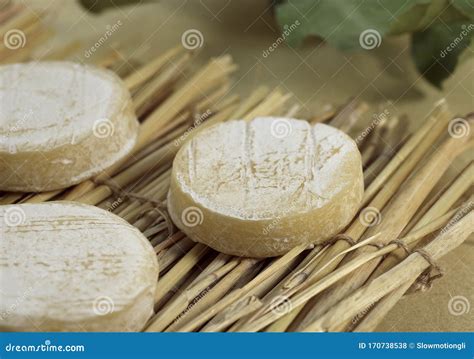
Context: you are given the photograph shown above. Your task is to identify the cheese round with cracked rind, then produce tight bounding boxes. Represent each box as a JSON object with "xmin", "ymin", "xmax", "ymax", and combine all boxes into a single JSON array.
[
  {"xmin": 168, "ymin": 117, "xmax": 364, "ymax": 258},
  {"xmin": 0, "ymin": 202, "xmax": 158, "ymax": 332},
  {"xmin": 0, "ymin": 61, "xmax": 138, "ymax": 192}
]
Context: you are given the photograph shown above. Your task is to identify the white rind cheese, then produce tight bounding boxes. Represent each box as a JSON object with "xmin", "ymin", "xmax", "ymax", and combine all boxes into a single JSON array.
[
  {"xmin": 168, "ymin": 117, "xmax": 364, "ymax": 257},
  {"xmin": 0, "ymin": 202, "xmax": 158, "ymax": 332},
  {"xmin": 0, "ymin": 62, "xmax": 138, "ymax": 192}
]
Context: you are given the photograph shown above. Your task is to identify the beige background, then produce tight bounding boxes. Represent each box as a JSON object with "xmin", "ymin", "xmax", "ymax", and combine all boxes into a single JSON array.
[{"xmin": 24, "ymin": 0, "xmax": 473, "ymax": 331}]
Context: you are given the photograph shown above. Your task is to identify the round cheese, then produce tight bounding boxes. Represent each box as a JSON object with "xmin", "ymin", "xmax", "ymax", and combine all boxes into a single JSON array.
[
  {"xmin": 0, "ymin": 202, "xmax": 158, "ymax": 332},
  {"xmin": 0, "ymin": 62, "xmax": 138, "ymax": 192},
  {"xmin": 168, "ymin": 117, "xmax": 364, "ymax": 257}
]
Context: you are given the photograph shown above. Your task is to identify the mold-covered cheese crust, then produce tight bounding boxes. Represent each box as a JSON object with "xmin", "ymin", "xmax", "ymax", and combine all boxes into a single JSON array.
[
  {"xmin": 0, "ymin": 62, "xmax": 138, "ymax": 191},
  {"xmin": 168, "ymin": 117, "xmax": 364, "ymax": 258},
  {"xmin": 0, "ymin": 202, "xmax": 158, "ymax": 332}
]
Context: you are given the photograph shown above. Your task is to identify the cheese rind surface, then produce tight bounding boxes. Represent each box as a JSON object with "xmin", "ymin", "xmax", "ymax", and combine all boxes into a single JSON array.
[
  {"xmin": 168, "ymin": 117, "xmax": 364, "ymax": 257},
  {"xmin": 0, "ymin": 202, "xmax": 158, "ymax": 332},
  {"xmin": 0, "ymin": 62, "xmax": 138, "ymax": 192}
]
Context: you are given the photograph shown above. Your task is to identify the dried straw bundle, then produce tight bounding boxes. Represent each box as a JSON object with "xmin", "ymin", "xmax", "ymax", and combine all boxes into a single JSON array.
[{"xmin": 1, "ymin": 4, "xmax": 472, "ymax": 332}]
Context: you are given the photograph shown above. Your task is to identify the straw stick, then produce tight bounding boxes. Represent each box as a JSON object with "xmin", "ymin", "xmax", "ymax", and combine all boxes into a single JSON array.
[
  {"xmin": 146, "ymin": 253, "xmax": 232, "ymax": 331},
  {"xmin": 169, "ymin": 245, "xmax": 307, "ymax": 332},
  {"xmin": 165, "ymin": 259, "xmax": 258, "ymax": 332},
  {"xmin": 363, "ymin": 134, "xmax": 407, "ymax": 186},
  {"xmin": 353, "ymin": 280, "xmax": 413, "ymax": 332},
  {"xmin": 223, "ymin": 254, "xmax": 306, "ymax": 332},
  {"xmin": 157, "ymin": 238, "xmax": 196, "ymax": 273},
  {"xmin": 133, "ymin": 53, "xmax": 191, "ymax": 117},
  {"xmin": 0, "ymin": 7, "xmax": 39, "ymax": 39},
  {"xmin": 329, "ymin": 100, "xmax": 369, "ymax": 133},
  {"xmin": 370, "ymin": 163, "xmax": 473, "ymax": 276},
  {"xmin": 145, "ymin": 89, "xmax": 297, "ymax": 331},
  {"xmin": 121, "ymin": 121, "xmax": 189, "ymax": 167},
  {"xmin": 232, "ymin": 208, "xmax": 459, "ymax": 332},
  {"xmin": 57, "ymin": 60, "xmax": 191, "ymax": 200},
  {"xmin": 260, "ymin": 102, "xmax": 453, "ymax": 331},
  {"xmin": 144, "ymin": 88, "xmax": 298, "ymax": 332},
  {"xmin": 2, "ymin": 29, "xmax": 470, "ymax": 334},
  {"xmin": 194, "ymin": 82, "xmax": 232, "ymax": 114},
  {"xmin": 353, "ymin": 198, "xmax": 473, "ymax": 332},
  {"xmin": 242, "ymin": 90, "xmax": 292, "ymax": 121},
  {"xmin": 124, "ymin": 46, "xmax": 184, "ymax": 91},
  {"xmin": 154, "ymin": 232, "xmax": 185, "ymax": 253},
  {"xmin": 0, "ymin": 192, "xmax": 23, "ymax": 205},
  {"xmin": 229, "ymin": 123, "xmax": 383, "ymax": 332},
  {"xmin": 310, "ymin": 105, "xmax": 336, "ymax": 124},
  {"xmin": 360, "ymin": 115, "xmax": 388, "ymax": 167},
  {"xmin": 230, "ymin": 86, "xmax": 270, "ymax": 119},
  {"xmin": 295, "ymin": 126, "xmax": 472, "ymax": 330},
  {"xmin": 24, "ymin": 190, "xmax": 62, "ymax": 203},
  {"xmin": 362, "ymin": 100, "xmax": 450, "ymax": 206},
  {"xmin": 153, "ymin": 243, "xmax": 209, "ymax": 306},
  {"xmin": 283, "ymin": 104, "xmax": 301, "ymax": 118},
  {"xmin": 76, "ymin": 103, "xmax": 238, "ymax": 206},
  {"xmin": 146, "ymin": 259, "xmax": 240, "ymax": 332},
  {"xmin": 301, "ymin": 212, "xmax": 473, "ymax": 331},
  {"xmin": 138, "ymin": 55, "xmax": 236, "ymax": 147},
  {"xmin": 241, "ymin": 246, "xmax": 329, "ymax": 326},
  {"xmin": 61, "ymin": 56, "xmax": 236, "ymax": 202},
  {"xmin": 403, "ymin": 161, "xmax": 473, "ymax": 235},
  {"xmin": 88, "ymin": 105, "xmax": 231, "ymax": 206},
  {"xmin": 202, "ymin": 296, "xmax": 263, "ymax": 332},
  {"xmin": 190, "ymin": 253, "xmax": 232, "ymax": 285}
]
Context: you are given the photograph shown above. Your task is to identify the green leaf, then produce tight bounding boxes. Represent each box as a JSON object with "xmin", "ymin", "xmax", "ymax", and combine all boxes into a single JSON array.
[
  {"xmin": 388, "ymin": 2, "xmax": 434, "ymax": 35},
  {"xmin": 459, "ymin": 36, "xmax": 474, "ymax": 63},
  {"xmin": 275, "ymin": 0, "xmax": 431, "ymax": 49},
  {"xmin": 411, "ymin": 21, "xmax": 474, "ymax": 87},
  {"xmin": 389, "ymin": 0, "xmax": 471, "ymax": 35},
  {"xmin": 275, "ymin": 0, "xmax": 473, "ymax": 86},
  {"xmin": 79, "ymin": 0, "xmax": 150, "ymax": 14},
  {"xmin": 451, "ymin": 0, "xmax": 474, "ymax": 19}
]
